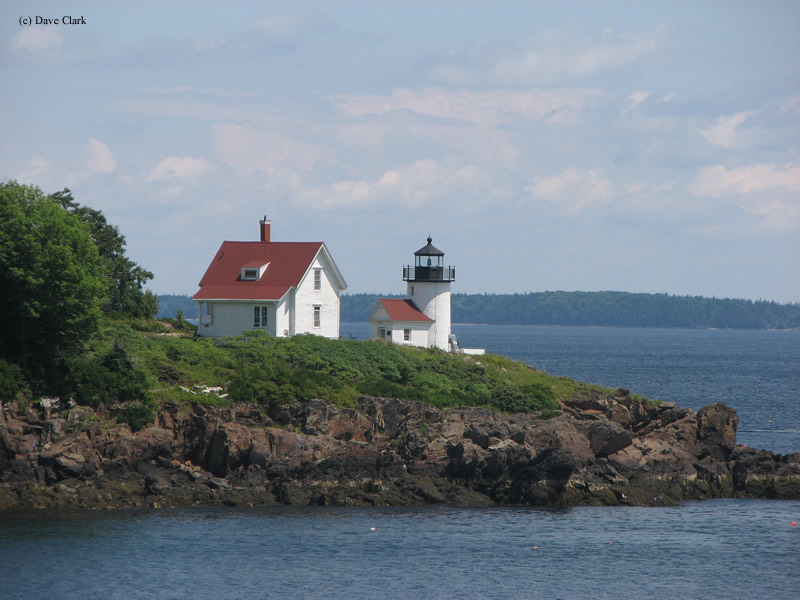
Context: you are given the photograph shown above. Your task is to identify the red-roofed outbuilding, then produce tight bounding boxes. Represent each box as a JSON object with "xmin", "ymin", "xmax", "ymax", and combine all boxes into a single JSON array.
[
  {"xmin": 193, "ymin": 218, "xmax": 347, "ymax": 338},
  {"xmin": 368, "ymin": 237, "xmax": 458, "ymax": 351}
]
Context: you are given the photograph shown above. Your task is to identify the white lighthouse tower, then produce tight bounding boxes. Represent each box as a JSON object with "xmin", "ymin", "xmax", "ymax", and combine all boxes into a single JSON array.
[
  {"xmin": 404, "ymin": 237, "xmax": 455, "ymax": 350},
  {"xmin": 370, "ymin": 236, "xmax": 479, "ymax": 353}
]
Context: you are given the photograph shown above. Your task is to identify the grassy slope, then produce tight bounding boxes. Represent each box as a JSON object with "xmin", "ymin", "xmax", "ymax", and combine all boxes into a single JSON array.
[{"xmin": 89, "ymin": 318, "xmax": 631, "ymax": 418}]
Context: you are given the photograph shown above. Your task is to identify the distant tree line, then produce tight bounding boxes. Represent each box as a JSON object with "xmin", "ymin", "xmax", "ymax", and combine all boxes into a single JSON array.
[
  {"xmin": 158, "ymin": 291, "xmax": 800, "ymax": 330},
  {"xmin": 156, "ymin": 294, "xmax": 198, "ymax": 320},
  {"xmin": 336, "ymin": 291, "xmax": 800, "ymax": 329}
]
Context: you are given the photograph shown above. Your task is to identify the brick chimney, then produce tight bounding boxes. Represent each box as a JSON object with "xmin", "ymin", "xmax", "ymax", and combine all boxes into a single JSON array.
[{"xmin": 259, "ymin": 215, "xmax": 271, "ymax": 242}]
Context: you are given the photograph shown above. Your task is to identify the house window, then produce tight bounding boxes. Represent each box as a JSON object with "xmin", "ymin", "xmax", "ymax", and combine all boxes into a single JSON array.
[
  {"xmin": 314, "ymin": 268, "xmax": 322, "ymax": 290},
  {"xmin": 253, "ymin": 306, "xmax": 268, "ymax": 328},
  {"xmin": 313, "ymin": 305, "xmax": 321, "ymax": 328},
  {"xmin": 378, "ymin": 327, "xmax": 386, "ymax": 339},
  {"xmin": 404, "ymin": 329, "xmax": 410, "ymax": 341},
  {"xmin": 243, "ymin": 269, "xmax": 258, "ymax": 280}
]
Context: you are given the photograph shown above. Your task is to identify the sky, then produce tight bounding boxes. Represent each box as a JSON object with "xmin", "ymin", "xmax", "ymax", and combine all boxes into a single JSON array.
[{"xmin": 1, "ymin": 1, "xmax": 798, "ymax": 302}]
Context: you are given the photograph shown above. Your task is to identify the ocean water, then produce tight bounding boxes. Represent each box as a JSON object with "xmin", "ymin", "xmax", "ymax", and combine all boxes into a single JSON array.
[
  {"xmin": 1, "ymin": 502, "xmax": 798, "ymax": 599},
  {"xmin": 2, "ymin": 325, "xmax": 799, "ymax": 599}
]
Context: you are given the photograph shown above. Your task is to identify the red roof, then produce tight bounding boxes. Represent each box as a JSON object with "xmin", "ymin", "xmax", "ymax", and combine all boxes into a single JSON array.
[
  {"xmin": 193, "ymin": 241, "xmax": 324, "ymax": 301},
  {"xmin": 379, "ymin": 299, "xmax": 433, "ymax": 322}
]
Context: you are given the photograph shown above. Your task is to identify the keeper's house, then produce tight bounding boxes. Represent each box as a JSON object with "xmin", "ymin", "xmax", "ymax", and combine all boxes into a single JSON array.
[{"xmin": 193, "ymin": 217, "xmax": 347, "ymax": 339}]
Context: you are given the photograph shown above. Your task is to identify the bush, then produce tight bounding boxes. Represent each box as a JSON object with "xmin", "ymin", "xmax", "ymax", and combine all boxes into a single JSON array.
[
  {"xmin": 67, "ymin": 343, "xmax": 150, "ymax": 408},
  {"xmin": 0, "ymin": 358, "xmax": 22, "ymax": 401},
  {"xmin": 116, "ymin": 400, "xmax": 156, "ymax": 431}
]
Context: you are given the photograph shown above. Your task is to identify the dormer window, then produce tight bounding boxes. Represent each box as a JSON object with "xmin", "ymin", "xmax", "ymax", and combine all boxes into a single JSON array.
[{"xmin": 241, "ymin": 262, "xmax": 269, "ymax": 281}]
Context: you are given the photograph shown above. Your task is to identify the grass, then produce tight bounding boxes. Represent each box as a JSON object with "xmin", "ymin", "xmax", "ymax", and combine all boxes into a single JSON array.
[{"xmin": 64, "ymin": 318, "xmax": 638, "ymax": 421}]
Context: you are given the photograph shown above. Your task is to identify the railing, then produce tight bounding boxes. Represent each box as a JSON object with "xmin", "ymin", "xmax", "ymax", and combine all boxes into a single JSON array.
[{"xmin": 403, "ymin": 265, "xmax": 455, "ymax": 282}]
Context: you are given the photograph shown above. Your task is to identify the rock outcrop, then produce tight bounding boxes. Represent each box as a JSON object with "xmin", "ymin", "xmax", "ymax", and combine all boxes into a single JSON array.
[{"xmin": 1, "ymin": 390, "xmax": 798, "ymax": 510}]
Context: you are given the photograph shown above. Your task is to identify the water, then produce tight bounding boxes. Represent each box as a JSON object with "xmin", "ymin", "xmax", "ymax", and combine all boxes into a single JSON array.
[
  {"xmin": 2, "ymin": 325, "xmax": 799, "ymax": 599},
  {"xmin": 1, "ymin": 502, "xmax": 798, "ymax": 599}
]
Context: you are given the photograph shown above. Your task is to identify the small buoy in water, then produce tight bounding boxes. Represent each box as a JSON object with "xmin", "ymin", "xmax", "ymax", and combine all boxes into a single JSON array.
[
  {"xmin": 792, "ymin": 522, "xmax": 796, "ymax": 527},
  {"xmin": 532, "ymin": 546, "xmax": 539, "ymax": 550},
  {"xmin": 609, "ymin": 541, "xmax": 615, "ymax": 545},
  {"xmin": 370, "ymin": 527, "xmax": 376, "ymax": 531}
]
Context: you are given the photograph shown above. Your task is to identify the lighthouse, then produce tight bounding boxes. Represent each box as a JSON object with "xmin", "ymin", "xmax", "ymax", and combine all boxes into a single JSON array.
[
  {"xmin": 404, "ymin": 236, "xmax": 455, "ymax": 350},
  {"xmin": 368, "ymin": 236, "xmax": 457, "ymax": 352}
]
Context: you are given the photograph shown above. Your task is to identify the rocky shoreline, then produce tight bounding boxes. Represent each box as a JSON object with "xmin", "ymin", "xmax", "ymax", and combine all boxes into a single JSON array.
[{"xmin": 2, "ymin": 390, "xmax": 799, "ymax": 511}]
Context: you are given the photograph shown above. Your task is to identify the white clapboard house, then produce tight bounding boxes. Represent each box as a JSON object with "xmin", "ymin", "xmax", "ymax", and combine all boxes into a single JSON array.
[{"xmin": 193, "ymin": 217, "xmax": 347, "ymax": 339}]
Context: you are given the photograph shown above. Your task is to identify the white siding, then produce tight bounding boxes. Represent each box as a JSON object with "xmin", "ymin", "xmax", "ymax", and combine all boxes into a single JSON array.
[
  {"xmin": 369, "ymin": 314, "xmax": 431, "ymax": 347},
  {"xmin": 198, "ymin": 301, "xmax": 277, "ymax": 338},
  {"xmin": 407, "ymin": 281, "xmax": 451, "ymax": 350},
  {"xmin": 293, "ymin": 255, "xmax": 341, "ymax": 338}
]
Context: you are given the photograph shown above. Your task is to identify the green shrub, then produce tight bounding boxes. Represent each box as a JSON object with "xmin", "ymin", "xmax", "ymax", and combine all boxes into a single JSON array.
[
  {"xmin": 0, "ymin": 358, "xmax": 22, "ymax": 401},
  {"xmin": 67, "ymin": 343, "xmax": 150, "ymax": 408},
  {"xmin": 116, "ymin": 400, "xmax": 156, "ymax": 431}
]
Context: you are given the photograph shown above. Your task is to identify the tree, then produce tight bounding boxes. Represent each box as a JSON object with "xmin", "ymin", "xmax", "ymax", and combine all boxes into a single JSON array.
[
  {"xmin": 0, "ymin": 181, "xmax": 108, "ymax": 386},
  {"xmin": 49, "ymin": 188, "xmax": 157, "ymax": 318}
]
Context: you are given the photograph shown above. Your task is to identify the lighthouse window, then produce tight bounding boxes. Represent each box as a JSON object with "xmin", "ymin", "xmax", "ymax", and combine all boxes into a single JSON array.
[{"xmin": 404, "ymin": 329, "xmax": 410, "ymax": 341}]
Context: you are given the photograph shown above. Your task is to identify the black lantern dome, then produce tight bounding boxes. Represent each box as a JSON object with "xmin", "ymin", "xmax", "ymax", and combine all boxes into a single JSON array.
[{"xmin": 403, "ymin": 236, "xmax": 455, "ymax": 282}]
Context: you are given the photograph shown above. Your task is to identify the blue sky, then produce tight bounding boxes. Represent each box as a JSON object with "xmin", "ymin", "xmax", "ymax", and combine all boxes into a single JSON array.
[{"xmin": 2, "ymin": 1, "xmax": 798, "ymax": 302}]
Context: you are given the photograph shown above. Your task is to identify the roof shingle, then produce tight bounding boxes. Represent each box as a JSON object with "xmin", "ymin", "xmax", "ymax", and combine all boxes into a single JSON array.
[
  {"xmin": 193, "ymin": 241, "xmax": 323, "ymax": 301},
  {"xmin": 379, "ymin": 298, "xmax": 433, "ymax": 322}
]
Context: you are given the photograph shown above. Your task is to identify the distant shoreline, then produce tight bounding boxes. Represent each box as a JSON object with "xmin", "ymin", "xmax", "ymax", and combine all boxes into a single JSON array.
[{"xmin": 157, "ymin": 291, "xmax": 800, "ymax": 330}]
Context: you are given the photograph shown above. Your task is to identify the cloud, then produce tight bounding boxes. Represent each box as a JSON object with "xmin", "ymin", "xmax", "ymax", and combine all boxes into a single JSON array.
[
  {"xmin": 628, "ymin": 91, "xmax": 652, "ymax": 106},
  {"xmin": 526, "ymin": 166, "xmax": 612, "ymax": 213},
  {"xmin": 294, "ymin": 159, "xmax": 494, "ymax": 212},
  {"xmin": 212, "ymin": 123, "xmax": 334, "ymax": 174},
  {"xmin": 689, "ymin": 163, "xmax": 800, "ymax": 198},
  {"xmin": 689, "ymin": 163, "xmax": 800, "ymax": 232},
  {"xmin": 701, "ymin": 111, "xmax": 757, "ymax": 148},
  {"xmin": 251, "ymin": 12, "xmax": 334, "ymax": 44},
  {"xmin": 429, "ymin": 29, "xmax": 659, "ymax": 86},
  {"xmin": 146, "ymin": 156, "xmax": 211, "ymax": 181},
  {"xmin": 85, "ymin": 139, "xmax": 116, "ymax": 173},
  {"xmin": 12, "ymin": 27, "xmax": 64, "ymax": 52},
  {"xmin": 330, "ymin": 87, "xmax": 607, "ymax": 127},
  {"xmin": 779, "ymin": 94, "xmax": 800, "ymax": 115}
]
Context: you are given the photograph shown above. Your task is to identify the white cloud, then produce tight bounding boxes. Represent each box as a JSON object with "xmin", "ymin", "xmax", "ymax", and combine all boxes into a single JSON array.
[
  {"xmin": 251, "ymin": 12, "xmax": 333, "ymax": 43},
  {"xmin": 689, "ymin": 163, "xmax": 800, "ymax": 232},
  {"xmin": 689, "ymin": 163, "xmax": 800, "ymax": 198},
  {"xmin": 526, "ymin": 166, "xmax": 612, "ymax": 214},
  {"xmin": 12, "ymin": 27, "xmax": 63, "ymax": 52},
  {"xmin": 146, "ymin": 156, "xmax": 211, "ymax": 181},
  {"xmin": 779, "ymin": 94, "xmax": 800, "ymax": 114},
  {"xmin": 294, "ymin": 159, "xmax": 493, "ymax": 212},
  {"xmin": 430, "ymin": 29, "xmax": 659, "ymax": 86},
  {"xmin": 701, "ymin": 111, "xmax": 757, "ymax": 148},
  {"xmin": 628, "ymin": 91, "xmax": 652, "ymax": 106},
  {"xmin": 212, "ymin": 123, "xmax": 334, "ymax": 174},
  {"xmin": 85, "ymin": 139, "xmax": 116, "ymax": 173},
  {"xmin": 330, "ymin": 87, "xmax": 607, "ymax": 127}
]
